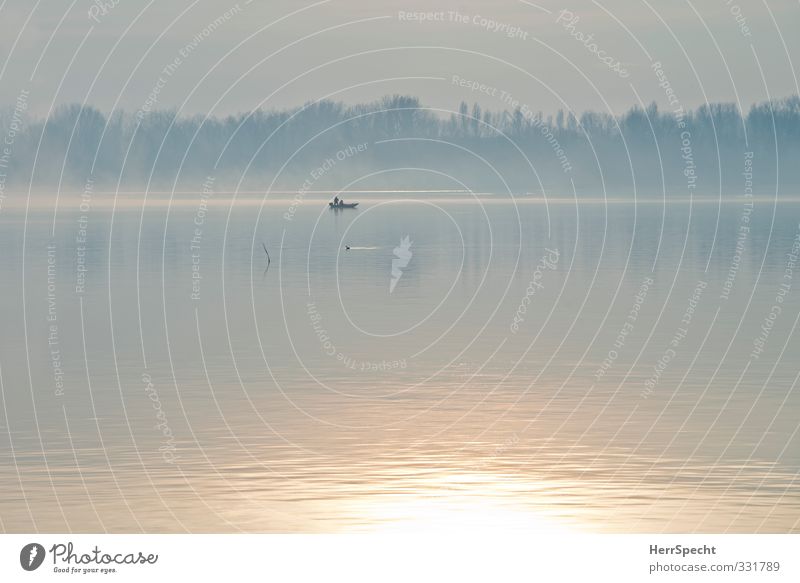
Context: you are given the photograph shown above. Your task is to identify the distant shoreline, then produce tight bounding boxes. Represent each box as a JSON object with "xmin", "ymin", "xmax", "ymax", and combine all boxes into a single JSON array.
[{"xmin": 3, "ymin": 192, "xmax": 800, "ymax": 212}]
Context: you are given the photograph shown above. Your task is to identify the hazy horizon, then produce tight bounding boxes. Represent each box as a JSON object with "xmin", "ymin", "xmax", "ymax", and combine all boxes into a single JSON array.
[{"xmin": 2, "ymin": 92, "xmax": 798, "ymax": 195}]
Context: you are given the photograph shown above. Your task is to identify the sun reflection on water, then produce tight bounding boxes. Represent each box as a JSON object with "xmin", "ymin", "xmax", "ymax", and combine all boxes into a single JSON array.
[{"xmin": 364, "ymin": 473, "xmax": 577, "ymax": 533}]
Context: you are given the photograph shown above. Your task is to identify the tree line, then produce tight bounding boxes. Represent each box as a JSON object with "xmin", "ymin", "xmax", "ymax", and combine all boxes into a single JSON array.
[{"xmin": 1, "ymin": 94, "xmax": 797, "ymax": 194}]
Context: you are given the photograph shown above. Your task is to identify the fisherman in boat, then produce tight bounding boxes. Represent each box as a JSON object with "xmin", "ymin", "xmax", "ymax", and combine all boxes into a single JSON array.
[{"xmin": 333, "ymin": 196, "xmax": 339, "ymax": 206}]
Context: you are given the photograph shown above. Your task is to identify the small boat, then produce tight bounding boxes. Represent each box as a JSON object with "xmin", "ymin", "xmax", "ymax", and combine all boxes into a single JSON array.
[{"xmin": 329, "ymin": 202, "xmax": 359, "ymax": 209}]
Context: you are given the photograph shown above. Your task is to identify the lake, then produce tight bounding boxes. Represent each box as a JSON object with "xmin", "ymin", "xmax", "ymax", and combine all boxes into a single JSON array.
[{"xmin": 0, "ymin": 192, "xmax": 798, "ymax": 533}]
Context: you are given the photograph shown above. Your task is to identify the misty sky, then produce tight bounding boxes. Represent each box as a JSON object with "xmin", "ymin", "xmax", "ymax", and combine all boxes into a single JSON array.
[{"xmin": 1, "ymin": 0, "xmax": 798, "ymax": 119}]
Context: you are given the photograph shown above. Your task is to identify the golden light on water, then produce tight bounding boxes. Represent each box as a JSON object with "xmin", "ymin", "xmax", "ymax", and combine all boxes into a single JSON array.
[{"xmin": 363, "ymin": 473, "xmax": 577, "ymax": 533}]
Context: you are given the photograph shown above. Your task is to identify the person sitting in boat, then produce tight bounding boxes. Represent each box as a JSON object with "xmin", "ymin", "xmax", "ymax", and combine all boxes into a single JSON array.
[
  {"xmin": 333, "ymin": 196, "xmax": 339, "ymax": 206},
  {"xmin": 339, "ymin": 197, "xmax": 344, "ymax": 206}
]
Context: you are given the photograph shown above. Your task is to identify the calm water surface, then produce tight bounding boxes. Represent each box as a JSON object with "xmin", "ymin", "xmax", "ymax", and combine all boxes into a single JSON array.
[{"xmin": 0, "ymin": 193, "xmax": 798, "ymax": 532}]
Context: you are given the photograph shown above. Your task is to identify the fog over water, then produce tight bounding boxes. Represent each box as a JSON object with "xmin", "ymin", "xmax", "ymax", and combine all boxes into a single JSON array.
[{"xmin": 1, "ymin": 0, "xmax": 799, "ymax": 535}]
